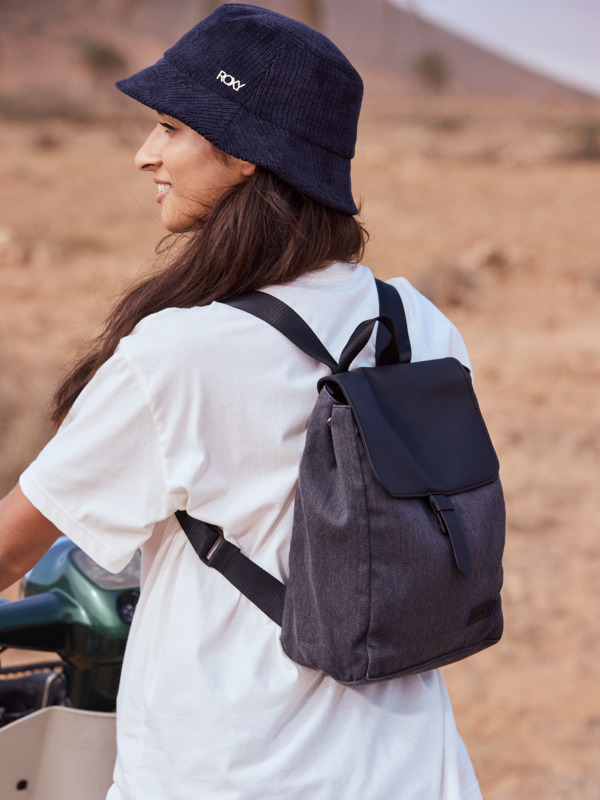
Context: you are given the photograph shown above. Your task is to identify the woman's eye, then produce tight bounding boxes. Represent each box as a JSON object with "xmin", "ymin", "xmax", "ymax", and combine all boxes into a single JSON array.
[{"xmin": 159, "ymin": 121, "xmax": 176, "ymax": 133}]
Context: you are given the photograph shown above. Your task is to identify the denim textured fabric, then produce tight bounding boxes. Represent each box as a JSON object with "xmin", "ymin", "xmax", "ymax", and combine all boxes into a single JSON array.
[{"xmin": 281, "ymin": 390, "xmax": 505, "ymax": 686}]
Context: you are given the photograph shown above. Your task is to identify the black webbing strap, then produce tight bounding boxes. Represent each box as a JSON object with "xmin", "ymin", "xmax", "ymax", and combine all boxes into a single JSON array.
[
  {"xmin": 225, "ymin": 292, "xmax": 339, "ymax": 373},
  {"xmin": 175, "ymin": 510, "xmax": 286, "ymax": 626},
  {"xmin": 337, "ymin": 315, "xmax": 400, "ymax": 372},
  {"xmin": 375, "ymin": 280, "xmax": 412, "ymax": 364}
]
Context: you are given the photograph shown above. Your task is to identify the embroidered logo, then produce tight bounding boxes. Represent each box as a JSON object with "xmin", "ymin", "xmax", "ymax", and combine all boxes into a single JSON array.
[
  {"xmin": 467, "ymin": 599, "xmax": 497, "ymax": 626},
  {"xmin": 216, "ymin": 70, "xmax": 246, "ymax": 92}
]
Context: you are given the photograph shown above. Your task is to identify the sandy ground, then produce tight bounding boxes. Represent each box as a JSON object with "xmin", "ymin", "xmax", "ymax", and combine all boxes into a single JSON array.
[{"xmin": 1, "ymin": 96, "xmax": 600, "ymax": 797}]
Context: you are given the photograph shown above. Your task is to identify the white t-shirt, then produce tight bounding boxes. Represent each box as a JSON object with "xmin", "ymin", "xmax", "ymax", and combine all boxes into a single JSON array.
[{"xmin": 20, "ymin": 263, "xmax": 481, "ymax": 800}]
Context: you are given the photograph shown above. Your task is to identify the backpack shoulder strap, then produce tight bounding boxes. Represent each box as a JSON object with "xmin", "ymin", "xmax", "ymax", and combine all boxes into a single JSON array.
[
  {"xmin": 176, "ymin": 510, "xmax": 286, "ymax": 626},
  {"xmin": 375, "ymin": 280, "xmax": 412, "ymax": 364},
  {"xmin": 224, "ymin": 291, "xmax": 339, "ymax": 373}
]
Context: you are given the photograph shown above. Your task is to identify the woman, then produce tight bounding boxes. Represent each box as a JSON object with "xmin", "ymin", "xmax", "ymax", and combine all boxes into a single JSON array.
[{"xmin": 0, "ymin": 5, "xmax": 481, "ymax": 798}]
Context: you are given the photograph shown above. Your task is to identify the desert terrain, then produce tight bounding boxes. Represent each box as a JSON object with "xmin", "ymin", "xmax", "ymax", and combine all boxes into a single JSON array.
[{"xmin": 1, "ymin": 34, "xmax": 600, "ymax": 800}]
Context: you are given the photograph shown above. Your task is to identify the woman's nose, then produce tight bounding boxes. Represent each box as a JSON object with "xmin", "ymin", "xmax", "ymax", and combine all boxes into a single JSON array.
[{"xmin": 134, "ymin": 126, "xmax": 163, "ymax": 172}]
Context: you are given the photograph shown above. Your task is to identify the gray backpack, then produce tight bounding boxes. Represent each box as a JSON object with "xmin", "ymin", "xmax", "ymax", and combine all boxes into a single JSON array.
[{"xmin": 177, "ymin": 279, "xmax": 505, "ymax": 685}]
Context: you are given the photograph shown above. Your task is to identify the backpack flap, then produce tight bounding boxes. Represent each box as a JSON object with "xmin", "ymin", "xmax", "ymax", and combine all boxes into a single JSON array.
[{"xmin": 319, "ymin": 357, "xmax": 499, "ymax": 498}]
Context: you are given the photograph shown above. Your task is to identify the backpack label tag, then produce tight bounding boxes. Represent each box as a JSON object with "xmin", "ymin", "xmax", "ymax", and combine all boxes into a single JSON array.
[{"xmin": 467, "ymin": 599, "xmax": 497, "ymax": 626}]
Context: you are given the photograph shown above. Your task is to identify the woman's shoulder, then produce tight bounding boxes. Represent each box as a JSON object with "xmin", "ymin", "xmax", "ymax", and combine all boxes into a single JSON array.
[
  {"xmin": 118, "ymin": 300, "xmax": 291, "ymax": 378},
  {"xmin": 129, "ymin": 303, "xmax": 226, "ymax": 338},
  {"xmin": 126, "ymin": 302, "xmax": 259, "ymax": 348}
]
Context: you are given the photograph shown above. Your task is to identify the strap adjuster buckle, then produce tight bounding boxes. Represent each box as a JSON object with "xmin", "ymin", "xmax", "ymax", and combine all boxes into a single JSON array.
[{"xmin": 200, "ymin": 529, "xmax": 225, "ymax": 565}]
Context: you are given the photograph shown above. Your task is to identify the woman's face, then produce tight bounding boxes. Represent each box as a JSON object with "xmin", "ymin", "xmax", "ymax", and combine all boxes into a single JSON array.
[{"xmin": 135, "ymin": 114, "xmax": 255, "ymax": 232}]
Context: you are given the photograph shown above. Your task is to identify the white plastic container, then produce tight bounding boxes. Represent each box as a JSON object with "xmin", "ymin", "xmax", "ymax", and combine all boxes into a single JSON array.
[{"xmin": 0, "ymin": 706, "xmax": 116, "ymax": 799}]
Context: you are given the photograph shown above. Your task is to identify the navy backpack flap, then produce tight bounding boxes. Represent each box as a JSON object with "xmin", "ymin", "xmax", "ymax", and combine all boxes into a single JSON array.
[{"xmin": 321, "ymin": 356, "xmax": 499, "ymax": 497}]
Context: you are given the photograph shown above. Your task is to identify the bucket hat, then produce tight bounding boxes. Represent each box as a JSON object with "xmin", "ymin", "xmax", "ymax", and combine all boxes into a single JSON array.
[{"xmin": 116, "ymin": 3, "xmax": 363, "ymax": 214}]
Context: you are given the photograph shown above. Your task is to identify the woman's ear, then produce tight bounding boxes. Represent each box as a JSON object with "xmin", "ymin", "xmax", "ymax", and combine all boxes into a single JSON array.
[{"xmin": 239, "ymin": 160, "xmax": 256, "ymax": 178}]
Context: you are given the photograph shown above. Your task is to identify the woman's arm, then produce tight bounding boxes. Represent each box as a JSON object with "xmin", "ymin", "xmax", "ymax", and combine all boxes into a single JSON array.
[{"xmin": 0, "ymin": 485, "xmax": 61, "ymax": 592}]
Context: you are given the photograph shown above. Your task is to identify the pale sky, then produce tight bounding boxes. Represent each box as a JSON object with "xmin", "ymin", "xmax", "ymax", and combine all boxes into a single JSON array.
[{"xmin": 391, "ymin": 0, "xmax": 600, "ymax": 96}]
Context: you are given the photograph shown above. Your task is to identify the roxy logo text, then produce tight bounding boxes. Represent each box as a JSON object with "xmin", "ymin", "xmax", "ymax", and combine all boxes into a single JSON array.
[{"xmin": 216, "ymin": 70, "xmax": 246, "ymax": 91}]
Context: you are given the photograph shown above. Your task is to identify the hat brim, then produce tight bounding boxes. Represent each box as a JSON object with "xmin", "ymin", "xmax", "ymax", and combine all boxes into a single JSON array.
[{"xmin": 116, "ymin": 59, "xmax": 358, "ymax": 215}]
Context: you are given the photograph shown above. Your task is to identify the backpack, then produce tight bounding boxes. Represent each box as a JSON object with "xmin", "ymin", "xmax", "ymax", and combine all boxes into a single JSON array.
[{"xmin": 176, "ymin": 279, "xmax": 505, "ymax": 685}]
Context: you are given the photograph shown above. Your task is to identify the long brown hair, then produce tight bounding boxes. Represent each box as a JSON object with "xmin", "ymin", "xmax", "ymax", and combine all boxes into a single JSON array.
[{"xmin": 50, "ymin": 167, "xmax": 368, "ymax": 426}]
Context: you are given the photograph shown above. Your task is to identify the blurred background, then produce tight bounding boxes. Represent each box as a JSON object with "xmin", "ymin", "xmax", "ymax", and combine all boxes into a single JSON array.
[{"xmin": 1, "ymin": 1, "xmax": 599, "ymax": 796}]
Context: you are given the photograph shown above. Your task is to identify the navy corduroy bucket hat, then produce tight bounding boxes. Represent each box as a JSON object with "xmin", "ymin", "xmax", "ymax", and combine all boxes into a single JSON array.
[{"xmin": 116, "ymin": 3, "xmax": 363, "ymax": 214}]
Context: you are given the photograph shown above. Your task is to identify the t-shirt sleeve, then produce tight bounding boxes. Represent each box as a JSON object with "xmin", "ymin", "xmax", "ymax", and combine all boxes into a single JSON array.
[{"xmin": 19, "ymin": 344, "xmax": 177, "ymax": 573}]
